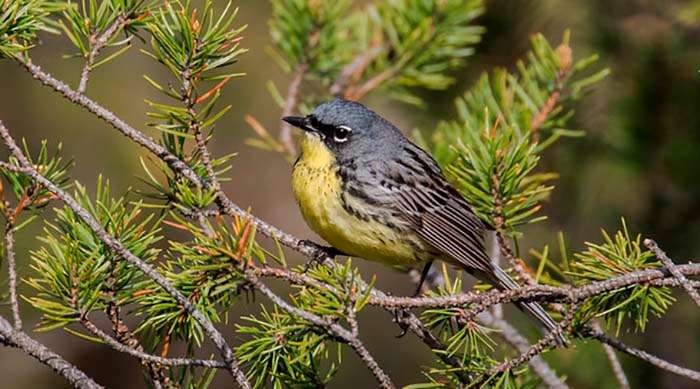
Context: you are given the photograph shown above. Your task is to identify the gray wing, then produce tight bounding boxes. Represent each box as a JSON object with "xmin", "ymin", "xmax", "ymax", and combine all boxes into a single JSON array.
[{"xmin": 348, "ymin": 142, "xmax": 493, "ymax": 274}]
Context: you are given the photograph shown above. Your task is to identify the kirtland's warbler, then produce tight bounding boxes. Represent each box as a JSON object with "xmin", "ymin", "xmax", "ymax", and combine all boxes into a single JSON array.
[{"xmin": 283, "ymin": 98, "xmax": 564, "ymax": 344}]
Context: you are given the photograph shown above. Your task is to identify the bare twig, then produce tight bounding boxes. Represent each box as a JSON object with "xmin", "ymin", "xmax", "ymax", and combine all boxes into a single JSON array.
[
  {"xmin": 479, "ymin": 304, "xmax": 576, "ymax": 388},
  {"xmin": 0, "ymin": 314, "xmax": 103, "ymax": 389},
  {"xmin": 595, "ymin": 321, "xmax": 630, "ymax": 389},
  {"xmin": 645, "ymin": 238, "xmax": 700, "ymax": 307},
  {"xmin": 479, "ymin": 311, "xmax": 568, "ymax": 389},
  {"xmin": 0, "ymin": 122, "xmax": 251, "ymax": 389},
  {"xmin": 78, "ymin": 14, "xmax": 130, "ymax": 94},
  {"xmin": 80, "ymin": 317, "xmax": 227, "ymax": 368},
  {"xmin": 279, "ymin": 63, "xmax": 307, "ymax": 155},
  {"xmin": 4, "ymin": 223, "xmax": 21, "ymax": 329},
  {"xmin": 583, "ymin": 326, "xmax": 700, "ymax": 382}
]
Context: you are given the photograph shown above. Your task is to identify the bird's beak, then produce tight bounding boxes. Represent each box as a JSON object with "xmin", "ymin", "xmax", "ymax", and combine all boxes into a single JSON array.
[{"xmin": 282, "ymin": 116, "xmax": 314, "ymax": 133}]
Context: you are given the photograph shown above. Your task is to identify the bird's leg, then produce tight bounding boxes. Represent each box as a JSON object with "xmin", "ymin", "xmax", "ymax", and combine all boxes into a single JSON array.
[
  {"xmin": 412, "ymin": 260, "xmax": 435, "ymax": 297},
  {"xmin": 301, "ymin": 239, "xmax": 344, "ymax": 272}
]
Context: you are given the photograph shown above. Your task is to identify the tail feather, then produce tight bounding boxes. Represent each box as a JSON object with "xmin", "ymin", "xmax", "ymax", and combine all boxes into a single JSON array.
[{"xmin": 488, "ymin": 266, "xmax": 567, "ymax": 346}]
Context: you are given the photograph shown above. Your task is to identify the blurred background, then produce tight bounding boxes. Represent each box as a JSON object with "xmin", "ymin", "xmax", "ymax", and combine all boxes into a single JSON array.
[{"xmin": 1, "ymin": 0, "xmax": 700, "ymax": 387}]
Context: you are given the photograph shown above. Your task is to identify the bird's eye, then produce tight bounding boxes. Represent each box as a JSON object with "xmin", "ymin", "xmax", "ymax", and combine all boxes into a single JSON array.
[{"xmin": 334, "ymin": 125, "xmax": 352, "ymax": 143}]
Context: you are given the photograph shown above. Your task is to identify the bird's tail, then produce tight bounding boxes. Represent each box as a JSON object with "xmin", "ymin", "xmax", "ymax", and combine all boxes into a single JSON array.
[{"xmin": 488, "ymin": 266, "xmax": 567, "ymax": 346}]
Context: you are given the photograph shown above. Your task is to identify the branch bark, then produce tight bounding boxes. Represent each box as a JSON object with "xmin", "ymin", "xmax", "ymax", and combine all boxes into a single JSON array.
[
  {"xmin": 0, "ymin": 314, "xmax": 103, "ymax": 389},
  {"xmin": 645, "ymin": 238, "xmax": 700, "ymax": 307}
]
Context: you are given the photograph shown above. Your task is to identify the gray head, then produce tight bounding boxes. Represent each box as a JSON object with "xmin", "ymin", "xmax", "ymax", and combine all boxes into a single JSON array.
[{"xmin": 282, "ymin": 98, "xmax": 405, "ymax": 156}]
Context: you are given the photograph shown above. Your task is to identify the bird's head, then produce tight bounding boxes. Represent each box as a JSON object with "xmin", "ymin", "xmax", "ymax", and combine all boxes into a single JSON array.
[{"xmin": 282, "ymin": 98, "xmax": 402, "ymax": 158}]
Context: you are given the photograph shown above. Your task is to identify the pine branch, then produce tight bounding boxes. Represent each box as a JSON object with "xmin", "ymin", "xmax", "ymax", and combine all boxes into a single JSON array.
[
  {"xmin": 0, "ymin": 314, "xmax": 103, "ymax": 389},
  {"xmin": 279, "ymin": 63, "xmax": 307, "ymax": 155},
  {"xmin": 593, "ymin": 322, "xmax": 630, "ymax": 389},
  {"xmin": 3, "ymin": 221, "xmax": 21, "ymax": 329},
  {"xmin": 0, "ymin": 122, "xmax": 251, "ymax": 389},
  {"xmin": 77, "ymin": 13, "xmax": 129, "ymax": 94},
  {"xmin": 645, "ymin": 238, "xmax": 700, "ymax": 307},
  {"xmin": 80, "ymin": 317, "xmax": 227, "ymax": 368},
  {"xmin": 582, "ymin": 326, "xmax": 700, "ymax": 382},
  {"xmin": 247, "ymin": 274, "xmax": 396, "ymax": 389},
  {"xmin": 480, "ymin": 311, "xmax": 568, "ymax": 389}
]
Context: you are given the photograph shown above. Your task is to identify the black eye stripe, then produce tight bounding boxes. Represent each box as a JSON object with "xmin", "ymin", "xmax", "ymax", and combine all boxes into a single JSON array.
[{"xmin": 308, "ymin": 115, "xmax": 335, "ymax": 135}]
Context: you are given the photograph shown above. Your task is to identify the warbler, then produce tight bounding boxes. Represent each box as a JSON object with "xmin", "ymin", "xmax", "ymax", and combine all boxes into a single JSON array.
[{"xmin": 283, "ymin": 98, "xmax": 564, "ymax": 344}]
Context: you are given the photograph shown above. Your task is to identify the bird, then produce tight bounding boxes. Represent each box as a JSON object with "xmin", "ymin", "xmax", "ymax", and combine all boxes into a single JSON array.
[{"xmin": 283, "ymin": 98, "xmax": 565, "ymax": 344}]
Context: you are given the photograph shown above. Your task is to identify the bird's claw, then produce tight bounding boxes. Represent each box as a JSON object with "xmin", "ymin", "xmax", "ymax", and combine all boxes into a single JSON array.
[
  {"xmin": 391, "ymin": 303, "xmax": 411, "ymax": 338},
  {"xmin": 302, "ymin": 240, "xmax": 342, "ymax": 273}
]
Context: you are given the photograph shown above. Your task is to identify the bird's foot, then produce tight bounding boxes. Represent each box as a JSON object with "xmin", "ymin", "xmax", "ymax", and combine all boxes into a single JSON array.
[
  {"xmin": 302, "ymin": 240, "xmax": 343, "ymax": 273},
  {"xmin": 393, "ymin": 307, "xmax": 412, "ymax": 338}
]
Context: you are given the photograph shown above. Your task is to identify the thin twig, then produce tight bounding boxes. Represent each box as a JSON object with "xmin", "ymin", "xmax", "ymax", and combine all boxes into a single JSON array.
[
  {"xmin": 80, "ymin": 317, "xmax": 227, "ymax": 368},
  {"xmin": 4, "ymin": 223, "xmax": 21, "ymax": 329},
  {"xmin": 479, "ymin": 311, "xmax": 568, "ymax": 389},
  {"xmin": 583, "ymin": 326, "xmax": 700, "ymax": 382},
  {"xmin": 279, "ymin": 63, "xmax": 307, "ymax": 155},
  {"xmin": 593, "ymin": 322, "xmax": 630, "ymax": 389},
  {"xmin": 247, "ymin": 273, "xmax": 396, "ymax": 389},
  {"xmin": 0, "ymin": 122, "xmax": 251, "ymax": 389},
  {"xmin": 0, "ymin": 314, "xmax": 103, "ymax": 389},
  {"xmin": 477, "ymin": 304, "xmax": 576, "ymax": 388},
  {"xmin": 78, "ymin": 14, "xmax": 130, "ymax": 94},
  {"xmin": 330, "ymin": 45, "xmax": 384, "ymax": 96},
  {"xmin": 645, "ymin": 238, "xmax": 700, "ymax": 307}
]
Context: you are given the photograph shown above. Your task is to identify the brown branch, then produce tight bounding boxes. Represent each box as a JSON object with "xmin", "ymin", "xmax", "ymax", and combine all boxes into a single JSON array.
[
  {"xmin": 593, "ymin": 322, "xmax": 630, "ymax": 389},
  {"xmin": 645, "ymin": 238, "xmax": 700, "ymax": 307},
  {"xmin": 529, "ymin": 43, "xmax": 573, "ymax": 142},
  {"xmin": 583, "ymin": 326, "xmax": 700, "ymax": 382},
  {"xmin": 0, "ymin": 122, "xmax": 251, "ymax": 389},
  {"xmin": 344, "ymin": 66, "xmax": 397, "ymax": 101},
  {"xmin": 80, "ymin": 317, "xmax": 227, "ymax": 368},
  {"xmin": 330, "ymin": 45, "xmax": 384, "ymax": 96},
  {"xmin": 481, "ymin": 304, "xmax": 575, "ymax": 387},
  {"xmin": 247, "ymin": 274, "xmax": 396, "ymax": 389},
  {"xmin": 480, "ymin": 311, "xmax": 568, "ymax": 389},
  {"xmin": 279, "ymin": 63, "xmax": 308, "ymax": 155},
  {"xmin": 4, "ymin": 222, "xmax": 21, "ymax": 329},
  {"xmin": 78, "ymin": 14, "xmax": 130, "ymax": 94},
  {"xmin": 0, "ymin": 314, "xmax": 103, "ymax": 389}
]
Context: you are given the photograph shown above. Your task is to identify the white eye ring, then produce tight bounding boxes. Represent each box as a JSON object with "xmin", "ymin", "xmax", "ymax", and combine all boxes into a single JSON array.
[{"xmin": 334, "ymin": 125, "xmax": 352, "ymax": 143}]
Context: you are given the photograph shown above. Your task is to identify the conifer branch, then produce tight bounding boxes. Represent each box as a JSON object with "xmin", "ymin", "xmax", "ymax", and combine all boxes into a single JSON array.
[
  {"xmin": 480, "ymin": 311, "xmax": 568, "ymax": 389},
  {"xmin": 645, "ymin": 238, "xmax": 700, "ymax": 307},
  {"xmin": 3, "ymin": 222, "xmax": 21, "ymax": 330},
  {"xmin": 280, "ymin": 63, "xmax": 307, "ymax": 155},
  {"xmin": 0, "ymin": 314, "xmax": 103, "ymax": 389},
  {"xmin": 79, "ymin": 317, "xmax": 227, "ymax": 368},
  {"xmin": 582, "ymin": 326, "xmax": 700, "ymax": 382},
  {"xmin": 593, "ymin": 322, "xmax": 631, "ymax": 389},
  {"xmin": 77, "ymin": 13, "xmax": 129, "ymax": 94},
  {"xmin": 0, "ymin": 122, "xmax": 252, "ymax": 389},
  {"xmin": 247, "ymin": 274, "xmax": 396, "ymax": 389}
]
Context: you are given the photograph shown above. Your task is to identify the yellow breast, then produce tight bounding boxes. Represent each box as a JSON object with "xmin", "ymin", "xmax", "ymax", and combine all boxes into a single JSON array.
[{"xmin": 291, "ymin": 135, "xmax": 421, "ymax": 266}]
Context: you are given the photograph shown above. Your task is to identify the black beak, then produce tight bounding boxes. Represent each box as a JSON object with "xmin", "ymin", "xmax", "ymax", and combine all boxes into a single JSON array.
[{"xmin": 282, "ymin": 116, "xmax": 313, "ymax": 132}]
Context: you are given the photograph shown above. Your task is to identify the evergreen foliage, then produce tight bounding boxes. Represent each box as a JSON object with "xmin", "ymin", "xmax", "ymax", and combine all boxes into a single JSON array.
[{"xmin": 0, "ymin": 0, "xmax": 696, "ymax": 388}]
